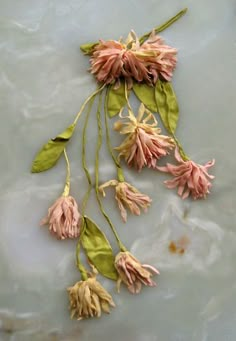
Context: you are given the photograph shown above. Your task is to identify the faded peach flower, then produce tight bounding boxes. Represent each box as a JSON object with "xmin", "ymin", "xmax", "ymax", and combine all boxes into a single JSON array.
[
  {"xmin": 90, "ymin": 30, "xmax": 177, "ymax": 88},
  {"xmin": 67, "ymin": 276, "xmax": 115, "ymax": 320},
  {"xmin": 40, "ymin": 196, "xmax": 81, "ymax": 239},
  {"xmin": 115, "ymin": 104, "xmax": 175, "ymax": 170},
  {"xmin": 115, "ymin": 251, "xmax": 159, "ymax": 294},
  {"xmin": 139, "ymin": 31, "xmax": 177, "ymax": 82},
  {"xmin": 157, "ymin": 148, "xmax": 215, "ymax": 200},
  {"xmin": 99, "ymin": 179, "xmax": 151, "ymax": 222}
]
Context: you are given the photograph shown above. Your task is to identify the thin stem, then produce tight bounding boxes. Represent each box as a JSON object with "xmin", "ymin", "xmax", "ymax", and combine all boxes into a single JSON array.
[
  {"xmin": 95, "ymin": 90, "xmax": 126, "ymax": 252},
  {"xmin": 62, "ymin": 148, "xmax": 70, "ymax": 197},
  {"xmin": 124, "ymin": 81, "xmax": 132, "ymax": 112},
  {"xmin": 81, "ymin": 96, "xmax": 95, "ymax": 215},
  {"xmin": 172, "ymin": 134, "xmax": 189, "ymax": 161},
  {"xmin": 139, "ymin": 8, "xmax": 188, "ymax": 44},
  {"xmin": 73, "ymin": 84, "xmax": 106, "ymax": 126},
  {"xmin": 104, "ymin": 87, "xmax": 125, "ymax": 182},
  {"xmin": 76, "ymin": 235, "xmax": 88, "ymax": 280}
]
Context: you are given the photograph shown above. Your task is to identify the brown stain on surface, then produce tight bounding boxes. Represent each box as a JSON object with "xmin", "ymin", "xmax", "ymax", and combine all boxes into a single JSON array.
[{"xmin": 168, "ymin": 235, "xmax": 190, "ymax": 255}]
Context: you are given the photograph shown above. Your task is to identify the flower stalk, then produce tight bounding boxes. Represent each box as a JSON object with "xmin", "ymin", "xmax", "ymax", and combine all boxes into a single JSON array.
[
  {"xmin": 62, "ymin": 148, "xmax": 71, "ymax": 197},
  {"xmin": 95, "ymin": 90, "xmax": 126, "ymax": 251}
]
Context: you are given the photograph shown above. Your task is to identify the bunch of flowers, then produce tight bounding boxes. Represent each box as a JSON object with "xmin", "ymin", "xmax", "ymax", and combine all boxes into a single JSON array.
[{"xmin": 31, "ymin": 7, "xmax": 215, "ymax": 322}]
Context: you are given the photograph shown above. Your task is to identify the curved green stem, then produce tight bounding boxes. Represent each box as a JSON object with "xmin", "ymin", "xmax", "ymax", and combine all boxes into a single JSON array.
[
  {"xmin": 104, "ymin": 87, "xmax": 125, "ymax": 182},
  {"xmin": 124, "ymin": 81, "xmax": 132, "ymax": 112},
  {"xmin": 62, "ymin": 148, "xmax": 70, "ymax": 197},
  {"xmin": 81, "ymin": 97, "xmax": 95, "ymax": 215},
  {"xmin": 76, "ymin": 234, "xmax": 88, "ymax": 281},
  {"xmin": 139, "ymin": 8, "xmax": 188, "ymax": 44},
  {"xmin": 172, "ymin": 134, "xmax": 189, "ymax": 161},
  {"xmin": 95, "ymin": 90, "xmax": 127, "ymax": 252},
  {"xmin": 73, "ymin": 84, "xmax": 106, "ymax": 126}
]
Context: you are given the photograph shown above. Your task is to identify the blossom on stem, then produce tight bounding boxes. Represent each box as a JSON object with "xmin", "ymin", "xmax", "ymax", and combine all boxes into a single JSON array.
[
  {"xmin": 40, "ymin": 196, "xmax": 81, "ymax": 239},
  {"xmin": 157, "ymin": 148, "xmax": 215, "ymax": 199},
  {"xmin": 115, "ymin": 104, "xmax": 175, "ymax": 170},
  {"xmin": 115, "ymin": 251, "xmax": 159, "ymax": 294},
  {"xmin": 90, "ymin": 30, "xmax": 177, "ymax": 88},
  {"xmin": 99, "ymin": 179, "xmax": 152, "ymax": 222},
  {"xmin": 67, "ymin": 276, "xmax": 115, "ymax": 320}
]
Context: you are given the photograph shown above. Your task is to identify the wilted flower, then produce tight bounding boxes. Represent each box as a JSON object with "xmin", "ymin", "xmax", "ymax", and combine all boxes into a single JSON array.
[
  {"xmin": 99, "ymin": 179, "xmax": 152, "ymax": 222},
  {"xmin": 67, "ymin": 276, "xmax": 115, "ymax": 320},
  {"xmin": 90, "ymin": 30, "xmax": 177, "ymax": 88},
  {"xmin": 115, "ymin": 104, "xmax": 175, "ymax": 170},
  {"xmin": 157, "ymin": 148, "xmax": 215, "ymax": 199},
  {"xmin": 115, "ymin": 251, "xmax": 159, "ymax": 294},
  {"xmin": 40, "ymin": 196, "xmax": 81, "ymax": 239}
]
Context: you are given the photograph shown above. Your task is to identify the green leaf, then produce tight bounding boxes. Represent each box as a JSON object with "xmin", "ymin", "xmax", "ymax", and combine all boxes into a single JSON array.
[
  {"xmin": 31, "ymin": 123, "xmax": 75, "ymax": 173},
  {"xmin": 107, "ymin": 82, "xmax": 127, "ymax": 118},
  {"xmin": 80, "ymin": 42, "xmax": 98, "ymax": 55},
  {"xmin": 155, "ymin": 80, "xmax": 179, "ymax": 134},
  {"xmin": 133, "ymin": 83, "xmax": 158, "ymax": 113},
  {"xmin": 81, "ymin": 216, "xmax": 118, "ymax": 280}
]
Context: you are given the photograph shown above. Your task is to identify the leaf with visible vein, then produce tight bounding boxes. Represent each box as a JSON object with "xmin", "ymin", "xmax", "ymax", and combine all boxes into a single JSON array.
[
  {"xmin": 155, "ymin": 80, "xmax": 179, "ymax": 134},
  {"xmin": 81, "ymin": 216, "xmax": 118, "ymax": 280},
  {"xmin": 31, "ymin": 123, "xmax": 75, "ymax": 173},
  {"xmin": 107, "ymin": 82, "xmax": 128, "ymax": 118},
  {"xmin": 133, "ymin": 83, "xmax": 158, "ymax": 113}
]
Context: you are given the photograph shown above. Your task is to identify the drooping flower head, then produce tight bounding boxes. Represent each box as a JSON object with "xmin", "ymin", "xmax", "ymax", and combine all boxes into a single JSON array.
[
  {"xmin": 115, "ymin": 251, "xmax": 159, "ymax": 294},
  {"xmin": 115, "ymin": 104, "xmax": 175, "ymax": 170},
  {"xmin": 157, "ymin": 148, "xmax": 215, "ymax": 199},
  {"xmin": 40, "ymin": 196, "xmax": 81, "ymax": 239},
  {"xmin": 90, "ymin": 30, "xmax": 177, "ymax": 88},
  {"xmin": 99, "ymin": 179, "xmax": 152, "ymax": 222},
  {"xmin": 67, "ymin": 276, "xmax": 115, "ymax": 320}
]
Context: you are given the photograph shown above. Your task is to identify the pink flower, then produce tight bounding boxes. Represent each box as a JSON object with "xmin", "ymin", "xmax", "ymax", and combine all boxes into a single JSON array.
[
  {"xmin": 40, "ymin": 196, "xmax": 81, "ymax": 239},
  {"xmin": 139, "ymin": 31, "xmax": 177, "ymax": 82},
  {"xmin": 90, "ymin": 31, "xmax": 177, "ymax": 87},
  {"xmin": 157, "ymin": 148, "xmax": 215, "ymax": 199},
  {"xmin": 99, "ymin": 179, "xmax": 152, "ymax": 222},
  {"xmin": 115, "ymin": 251, "xmax": 159, "ymax": 294},
  {"xmin": 115, "ymin": 104, "xmax": 175, "ymax": 170}
]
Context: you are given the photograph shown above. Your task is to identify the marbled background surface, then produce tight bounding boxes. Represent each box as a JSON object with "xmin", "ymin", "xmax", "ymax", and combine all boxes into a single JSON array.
[{"xmin": 1, "ymin": 0, "xmax": 236, "ymax": 340}]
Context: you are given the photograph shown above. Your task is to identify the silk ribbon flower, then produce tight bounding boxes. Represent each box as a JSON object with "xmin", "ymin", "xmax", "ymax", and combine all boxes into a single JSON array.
[
  {"xmin": 40, "ymin": 195, "xmax": 82, "ymax": 239},
  {"xmin": 114, "ymin": 103, "xmax": 175, "ymax": 170},
  {"xmin": 99, "ymin": 179, "xmax": 152, "ymax": 222},
  {"xmin": 157, "ymin": 148, "xmax": 215, "ymax": 199},
  {"xmin": 115, "ymin": 251, "xmax": 159, "ymax": 294},
  {"xmin": 90, "ymin": 30, "xmax": 177, "ymax": 89},
  {"xmin": 67, "ymin": 273, "xmax": 115, "ymax": 320}
]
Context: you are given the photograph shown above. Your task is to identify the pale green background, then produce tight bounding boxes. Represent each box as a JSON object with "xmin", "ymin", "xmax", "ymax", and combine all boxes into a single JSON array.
[{"xmin": 0, "ymin": 0, "xmax": 236, "ymax": 340}]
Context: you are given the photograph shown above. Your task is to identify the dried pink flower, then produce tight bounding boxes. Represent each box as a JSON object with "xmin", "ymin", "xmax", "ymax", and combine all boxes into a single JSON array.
[
  {"xmin": 157, "ymin": 148, "xmax": 215, "ymax": 199},
  {"xmin": 90, "ymin": 31, "xmax": 177, "ymax": 87},
  {"xmin": 99, "ymin": 179, "xmax": 152, "ymax": 222},
  {"xmin": 40, "ymin": 196, "xmax": 81, "ymax": 239},
  {"xmin": 115, "ymin": 251, "xmax": 159, "ymax": 294},
  {"xmin": 115, "ymin": 104, "xmax": 175, "ymax": 170}
]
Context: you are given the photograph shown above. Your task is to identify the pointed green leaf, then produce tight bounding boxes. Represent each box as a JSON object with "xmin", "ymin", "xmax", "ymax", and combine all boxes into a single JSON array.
[
  {"xmin": 80, "ymin": 42, "xmax": 98, "ymax": 55},
  {"xmin": 107, "ymin": 82, "xmax": 128, "ymax": 118},
  {"xmin": 31, "ymin": 123, "xmax": 75, "ymax": 173},
  {"xmin": 133, "ymin": 83, "xmax": 158, "ymax": 113},
  {"xmin": 155, "ymin": 80, "xmax": 179, "ymax": 134},
  {"xmin": 81, "ymin": 216, "xmax": 118, "ymax": 280}
]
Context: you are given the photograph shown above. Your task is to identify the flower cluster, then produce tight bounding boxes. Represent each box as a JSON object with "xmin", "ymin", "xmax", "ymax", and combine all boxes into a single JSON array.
[
  {"xmin": 90, "ymin": 30, "xmax": 177, "ymax": 88},
  {"xmin": 115, "ymin": 103, "xmax": 175, "ymax": 170}
]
